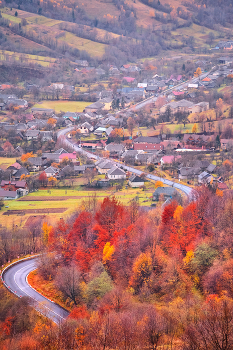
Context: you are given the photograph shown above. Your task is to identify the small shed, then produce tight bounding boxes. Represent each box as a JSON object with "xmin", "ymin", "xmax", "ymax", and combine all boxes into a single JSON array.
[{"xmin": 129, "ymin": 175, "xmax": 144, "ymax": 188}]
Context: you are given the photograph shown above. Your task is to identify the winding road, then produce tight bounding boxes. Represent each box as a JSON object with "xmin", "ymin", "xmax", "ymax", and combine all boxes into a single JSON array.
[
  {"xmin": 2, "ymin": 257, "xmax": 69, "ymax": 324},
  {"xmin": 58, "ymin": 127, "xmax": 193, "ymax": 196},
  {"xmin": 3, "ymin": 78, "xmax": 198, "ymax": 323}
]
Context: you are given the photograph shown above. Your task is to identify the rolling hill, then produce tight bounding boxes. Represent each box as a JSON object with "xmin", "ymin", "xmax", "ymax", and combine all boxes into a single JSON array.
[{"xmin": 0, "ymin": 0, "xmax": 231, "ymax": 68}]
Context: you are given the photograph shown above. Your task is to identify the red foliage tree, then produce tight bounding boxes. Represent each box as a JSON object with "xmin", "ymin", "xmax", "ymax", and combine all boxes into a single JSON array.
[{"xmin": 38, "ymin": 171, "xmax": 47, "ymax": 187}]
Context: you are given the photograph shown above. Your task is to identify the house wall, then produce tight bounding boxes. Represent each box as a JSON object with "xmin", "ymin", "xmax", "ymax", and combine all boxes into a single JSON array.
[
  {"xmin": 85, "ymin": 107, "xmax": 98, "ymax": 113},
  {"xmin": 103, "ymin": 102, "xmax": 111, "ymax": 110},
  {"xmin": 108, "ymin": 174, "xmax": 126, "ymax": 180},
  {"xmin": 97, "ymin": 168, "xmax": 110, "ymax": 174},
  {"xmin": 80, "ymin": 127, "xmax": 89, "ymax": 134},
  {"xmin": 134, "ymin": 143, "xmax": 163, "ymax": 150},
  {"xmin": 129, "ymin": 180, "xmax": 144, "ymax": 187}
]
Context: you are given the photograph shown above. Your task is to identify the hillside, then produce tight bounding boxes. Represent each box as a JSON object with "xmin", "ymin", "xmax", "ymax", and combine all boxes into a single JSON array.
[{"xmin": 0, "ymin": 0, "xmax": 232, "ymax": 69}]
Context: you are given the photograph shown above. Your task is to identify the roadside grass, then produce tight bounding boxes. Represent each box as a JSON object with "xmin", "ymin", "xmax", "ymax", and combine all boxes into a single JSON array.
[
  {"xmin": 27, "ymin": 270, "xmax": 72, "ymax": 311},
  {"xmin": 33, "ymin": 100, "xmax": 91, "ymax": 113}
]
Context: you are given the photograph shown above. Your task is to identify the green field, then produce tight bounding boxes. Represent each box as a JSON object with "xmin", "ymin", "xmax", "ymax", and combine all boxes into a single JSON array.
[
  {"xmin": 0, "ymin": 157, "xmax": 17, "ymax": 170},
  {"xmin": 0, "ymin": 185, "xmax": 155, "ymax": 228},
  {"xmin": 59, "ymin": 32, "xmax": 106, "ymax": 57},
  {"xmin": 0, "ymin": 50, "xmax": 57, "ymax": 67},
  {"xmin": 33, "ymin": 100, "xmax": 91, "ymax": 113},
  {"xmin": 2, "ymin": 13, "xmax": 22, "ymax": 24}
]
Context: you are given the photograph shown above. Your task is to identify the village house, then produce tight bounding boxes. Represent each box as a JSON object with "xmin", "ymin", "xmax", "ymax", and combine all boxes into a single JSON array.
[
  {"xmin": 24, "ymin": 130, "xmax": 40, "ymax": 141},
  {"xmin": 44, "ymin": 166, "xmax": 59, "ymax": 178},
  {"xmin": 42, "ymin": 153, "xmax": 60, "ymax": 163},
  {"xmin": 107, "ymin": 166, "xmax": 126, "ymax": 180},
  {"xmin": 40, "ymin": 131, "xmax": 53, "ymax": 142},
  {"xmin": 160, "ymin": 99, "xmax": 209, "ymax": 114},
  {"xmin": 59, "ymin": 152, "xmax": 77, "ymax": 163},
  {"xmin": 160, "ymin": 155, "xmax": 182, "ymax": 166},
  {"xmin": 133, "ymin": 136, "xmax": 163, "ymax": 151},
  {"xmin": 96, "ymin": 160, "xmax": 114, "ymax": 174},
  {"xmin": 0, "ymin": 189, "xmax": 19, "ymax": 200},
  {"xmin": 1, "ymin": 180, "xmax": 28, "ymax": 192},
  {"xmin": 121, "ymin": 150, "xmax": 142, "ymax": 164},
  {"xmin": 105, "ymin": 144, "xmax": 125, "ymax": 157},
  {"xmin": 198, "ymin": 171, "xmax": 213, "ymax": 184},
  {"xmin": 84, "ymin": 101, "xmax": 105, "ymax": 113},
  {"xmin": 28, "ymin": 157, "xmax": 43, "ymax": 172},
  {"xmin": 31, "ymin": 108, "xmax": 55, "ymax": 116},
  {"xmin": 128, "ymin": 175, "xmax": 144, "ymax": 188},
  {"xmin": 12, "ymin": 167, "xmax": 30, "ymax": 181},
  {"xmin": 7, "ymin": 162, "xmax": 22, "ymax": 171},
  {"xmin": 6, "ymin": 98, "xmax": 28, "ymax": 109},
  {"xmin": 79, "ymin": 122, "xmax": 94, "ymax": 134},
  {"xmin": 99, "ymin": 97, "xmax": 113, "ymax": 111},
  {"xmin": 136, "ymin": 153, "xmax": 153, "ymax": 164},
  {"xmin": 178, "ymin": 167, "xmax": 201, "ymax": 180},
  {"xmin": 94, "ymin": 127, "xmax": 113, "ymax": 137},
  {"xmin": 152, "ymin": 187, "xmax": 179, "ymax": 201}
]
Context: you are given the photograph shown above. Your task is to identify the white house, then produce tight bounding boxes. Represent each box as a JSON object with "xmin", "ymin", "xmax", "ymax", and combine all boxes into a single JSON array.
[
  {"xmin": 44, "ymin": 166, "xmax": 59, "ymax": 178},
  {"xmin": 79, "ymin": 122, "xmax": 93, "ymax": 134},
  {"xmin": 107, "ymin": 166, "xmax": 126, "ymax": 180},
  {"xmin": 128, "ymin": 174, "xmax": 144, "ymax": 188},
  {"xmin": 0, "ymin": 189, "xmax": 18, "ymax": 200},
  {"xmin": 96, "ymin": 160, "xmax": 114, "ymax": 174}
]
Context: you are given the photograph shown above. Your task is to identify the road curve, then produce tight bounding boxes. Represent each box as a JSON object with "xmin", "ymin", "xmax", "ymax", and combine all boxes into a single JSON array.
[
  {"xmin": 2, "ymin": 258, "xmax": 69, "ymax": 324},
  {"xmin": 58, "ymin": 127, "xmax": 193, "ymax": 197}
]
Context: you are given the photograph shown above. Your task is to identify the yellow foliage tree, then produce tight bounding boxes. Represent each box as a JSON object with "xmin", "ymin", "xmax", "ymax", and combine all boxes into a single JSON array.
[
  {"xmin": 194, "ymin": 67, "xmax": 202, "ymax": 77},
  {"xmin": 155, "ymin": 180, "xmax": 163, "ymax": 189},
  {"xmin": 48, "ymin": 176, "xmax": 57, "ymax": 186},
  {"xmin": 131, "ymin": 252, "xmax": 152, "ymax": 290},
  {"xmin": 103, "ymin": 242, "xmax": 115, "ymax": 264},
  {"xmin": 192, "ymin": 123, "xmax": 197, "ymax": 133},
  {"xmin": 173, "ymin": 205, "xmax": 183, "ymax": 222},
  {"xmin": 216, "ymin": 98, "xmax": 224, "ymax": 113},
  {"xmin": 188, "ymin": 112, "xmax": 197, "ymax": 123},
  {"xmin": 183, "ymin": 250, "xmax": 194, "ymax": 266},
  {"xmin": 42, "ymin": 222, "xmax": 52, "ymax": 245},
  {"xmin": 47, "ymin": 118, "xmax": 57, "ymax": 127},
  {"xmin": 21, "ymin": 152, "xmax": 34, "ymax": 163}
]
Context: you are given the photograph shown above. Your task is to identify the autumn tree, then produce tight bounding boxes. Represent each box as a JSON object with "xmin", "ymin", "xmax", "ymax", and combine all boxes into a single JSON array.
[
  {"xmin": 47, "ymin": 118, "xmax": 57, "ymax": 129},
  {"xmin": 192, "ymin": 123, "xmax": 197, "ymax": 133},
  {"xmin": 39, "ymin": 171, "xmax": 47, "ymax": 187},
  {"xmin": 21, "ymin": 152, "xmax": 34, "ymax": 163},
  {"xmin": 55, "ymin": 263, "xmax": 82, "ymax": 305},
  {"xmin": 127, "ymin": 117, "xmax": 135, "ymax": 138},
  {"xmin": 183, "ymin": 296, "xmax": 233, "ymax": 350},
  {"xmin": 130, "ymin": 252, "xmax": 153, "ymax": 292},
  {"xmin": 194, "ymin": 67, "xmax": 202, "ymax": 78}
]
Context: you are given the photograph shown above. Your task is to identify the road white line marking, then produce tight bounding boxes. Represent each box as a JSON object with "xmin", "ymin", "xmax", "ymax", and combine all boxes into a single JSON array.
[{"xmin": 13, "ymin": 262, "xmax": 65, "ymax": 322}]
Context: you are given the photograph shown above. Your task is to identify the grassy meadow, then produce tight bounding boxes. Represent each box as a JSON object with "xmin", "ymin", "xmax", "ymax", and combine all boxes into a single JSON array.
[
  {"xmin": 0, "ymin": 157, "xmax": 17, "ymax": 170},
  {"xmin": 33, "ymin": 100, "xmax": 91, "ymax": 113},
  {"xmin": 0, "ymin": 182, "xmax": 157, "ymax": 228}
]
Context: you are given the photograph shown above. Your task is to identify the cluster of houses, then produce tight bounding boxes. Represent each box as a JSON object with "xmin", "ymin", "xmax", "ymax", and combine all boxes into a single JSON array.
[{"xmin": 0, "ymin": 93, "xmax": 28, "ymax": 111}]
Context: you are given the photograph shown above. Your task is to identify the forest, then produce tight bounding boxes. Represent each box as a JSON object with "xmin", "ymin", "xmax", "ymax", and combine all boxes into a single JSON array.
[{"xmin": 2, "ymin": 186, "xmax": 233, "ymax": 349}]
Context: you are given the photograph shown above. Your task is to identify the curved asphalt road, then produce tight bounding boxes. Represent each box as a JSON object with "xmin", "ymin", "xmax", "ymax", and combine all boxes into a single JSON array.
[
  {"xmin": 58, "ymin": 127, "xmax": 193, "ymax": 196},
  {"xmin": 2, "ymin": 258, "xmax": 69, "ymax": 324},
  {"xmin": 3, "ymin": 126, "xmax": 192, "ymax": 324}
]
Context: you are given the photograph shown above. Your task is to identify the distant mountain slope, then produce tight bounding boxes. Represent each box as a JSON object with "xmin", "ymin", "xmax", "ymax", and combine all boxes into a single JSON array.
[{"xmin": 0, "ymin": 0, "xmax": 231, "ymax": 64}]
